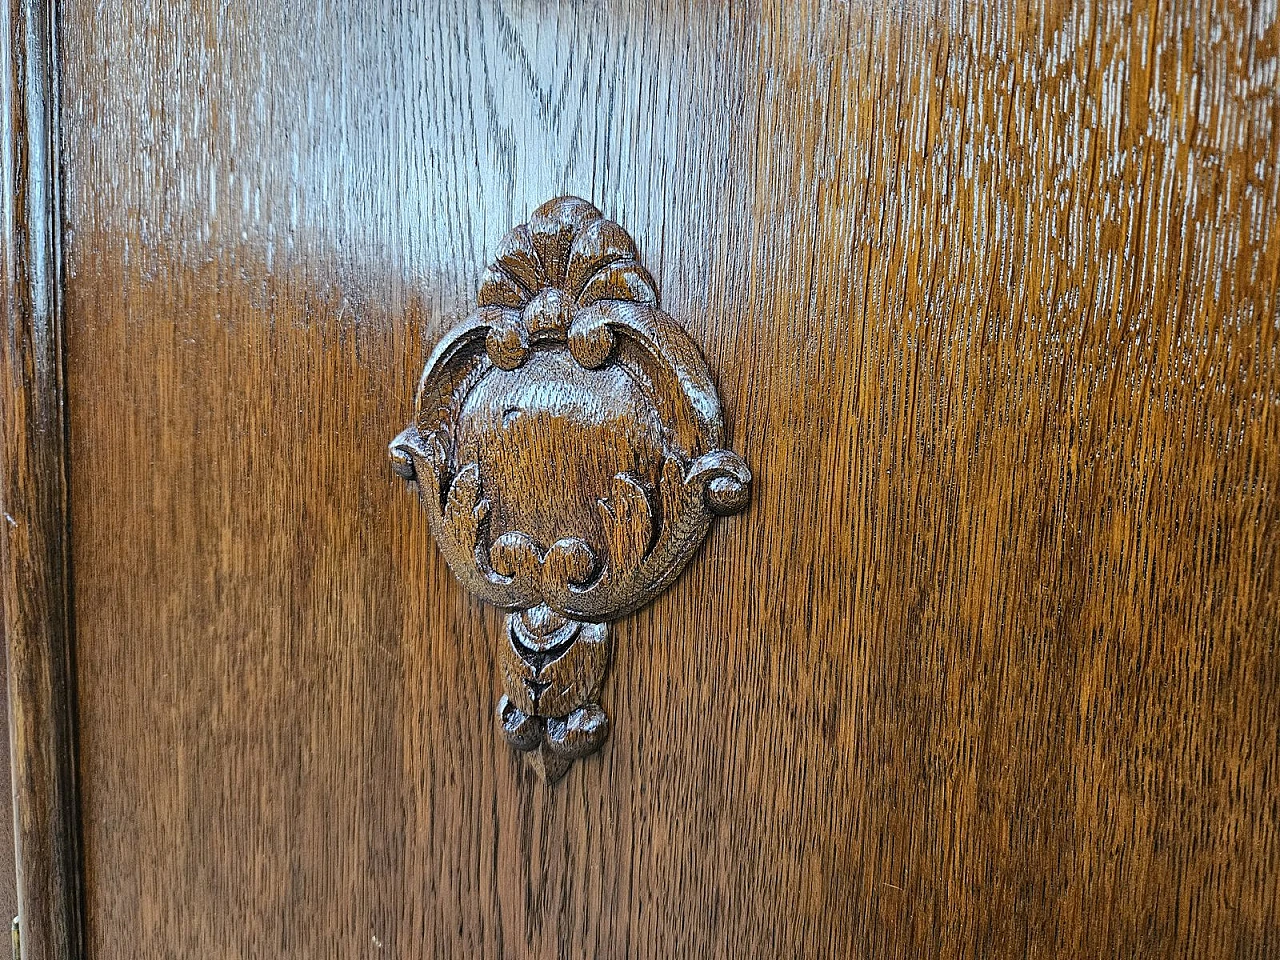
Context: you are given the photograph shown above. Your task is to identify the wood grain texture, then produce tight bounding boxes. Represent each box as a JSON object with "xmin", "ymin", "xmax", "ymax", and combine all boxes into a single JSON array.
[
  {"xmin": 0, "ymin": 0, "xmax": 84, "ymax": 957},
  {"xmin": 52, "ymin": 0, "xmax": 1280, "ymax": 957}
]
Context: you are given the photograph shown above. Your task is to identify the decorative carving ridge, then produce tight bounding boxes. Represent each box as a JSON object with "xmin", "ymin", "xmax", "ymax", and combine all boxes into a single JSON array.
[{"xmin": 392, "ymin": 196, "xmax": 750, "ymax": 783}]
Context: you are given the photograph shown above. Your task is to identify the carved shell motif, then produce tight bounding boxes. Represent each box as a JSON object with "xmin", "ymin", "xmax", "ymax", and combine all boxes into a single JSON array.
[{"xmin": 391, "ymin": 196, "xmax": 750, "ymax": 783}]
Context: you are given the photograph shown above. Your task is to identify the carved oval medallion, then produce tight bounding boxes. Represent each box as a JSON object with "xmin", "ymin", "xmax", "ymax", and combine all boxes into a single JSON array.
[{"xmin": 391, "ymin": 196, "xmax": 750, "ymax": 783}]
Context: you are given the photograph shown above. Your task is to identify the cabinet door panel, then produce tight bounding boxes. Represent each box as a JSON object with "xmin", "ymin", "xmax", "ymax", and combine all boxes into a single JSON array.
[{"xmin": 41, "ymin": 1, "xmax": 1280, "ymax": 957}]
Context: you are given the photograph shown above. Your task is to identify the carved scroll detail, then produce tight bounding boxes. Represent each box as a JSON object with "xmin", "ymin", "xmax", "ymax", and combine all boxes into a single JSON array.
[{"xmin": 392, "ymin": 196, "xmax": 751, "ymax": 783}]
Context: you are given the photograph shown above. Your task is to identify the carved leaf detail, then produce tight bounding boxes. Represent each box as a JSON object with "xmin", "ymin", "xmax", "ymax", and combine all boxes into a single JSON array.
[
  {"xmin": 528, "ymin": 196, "xmax": 603, "ymax": 288},
  {"xmin": 544, "ymin": 537, "xmax": 598, "ymax": 589},
  {"xmin": 544, "ymin": 704, "xmax": 610, "ymax": 760},
  {"xmin": 477, "ymin": 266, "xmax": 528, "ymax": 309},
  {"xmin": 485, "ymin": 313, "xmax": 530, "ymax": 370},
  {"xmin": 491, "ymin": 224, "xmax": 543, "ymax": 293},
  {"xmin": 597, "ymin": 473, "xmax": 655, "ymax": 574},
  {"xmin": 442, "ymin": 462, "xmax": 483, "ymax": 551},
  {"xmin": 564, "ymin": 218, "xmax": 638, "ymax": 298},
  {"xmin": 687, "ymin": 449, "xmax": 753, "ymax": 516},
  {"xmin": 577, "ymin": 261, "xmax": 659, "ymax": 308},
  {"xmin": 659, "ymin": 456, "xmax": 687, "ymax": 540},
  {"xmin": 387, "ymin": 424, "xmax": 442, "ymax": 488},
  {"xmin": 566, "ymin": 304, "xmax": 617, "ymax": 369},
  {"xmin": 490, "ymin": 531, "xmax": 542, "ymax": 589},
  {"xmin": 416, "ymin": 430, "xmax": 449, "ymax": 510}
]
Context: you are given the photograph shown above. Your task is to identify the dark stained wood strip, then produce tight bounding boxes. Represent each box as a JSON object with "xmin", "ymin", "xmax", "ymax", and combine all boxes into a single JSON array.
[
  {"xmin": 0, "ymin": 0, "xmax": 84, "ymax": 957},
  {"xmin": 0, "ymin": 635, "xmax": 22, "ymax": 947}
]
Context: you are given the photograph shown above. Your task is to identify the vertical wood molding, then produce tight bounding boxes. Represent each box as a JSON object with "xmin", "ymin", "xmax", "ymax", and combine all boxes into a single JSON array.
[{"xmin": 1, "ymin": 0, "xmax": 84, "ymax": 957}]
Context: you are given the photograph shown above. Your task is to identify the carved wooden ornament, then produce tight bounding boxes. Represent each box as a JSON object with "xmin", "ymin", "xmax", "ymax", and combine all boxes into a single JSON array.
[{"xmin": 391, "ymin": 197, "xmax": 750, "ymax": 783}]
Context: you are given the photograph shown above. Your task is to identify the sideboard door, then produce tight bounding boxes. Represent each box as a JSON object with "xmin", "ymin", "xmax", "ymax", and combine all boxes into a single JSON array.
[{"xmin": 3, "ymin": 1, "xmax": 1277, "ymax": 957}]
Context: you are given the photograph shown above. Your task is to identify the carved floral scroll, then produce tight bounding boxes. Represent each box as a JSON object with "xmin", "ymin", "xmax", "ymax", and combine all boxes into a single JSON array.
[{"xmin": 391, "ymin": 196, "xmax": 750, "ymax": 783}]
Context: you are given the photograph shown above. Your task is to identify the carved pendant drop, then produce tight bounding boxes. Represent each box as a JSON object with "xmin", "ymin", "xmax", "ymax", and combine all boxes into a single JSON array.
[{"xmin": 391, "ymin": 196, "xmax": 750, "ymax": 783}]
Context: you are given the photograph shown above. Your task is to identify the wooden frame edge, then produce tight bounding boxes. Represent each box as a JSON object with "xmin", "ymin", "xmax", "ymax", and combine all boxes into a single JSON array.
[{"xmin": 1, "ymin": 0, "xmax": 85, "ymax": 957}]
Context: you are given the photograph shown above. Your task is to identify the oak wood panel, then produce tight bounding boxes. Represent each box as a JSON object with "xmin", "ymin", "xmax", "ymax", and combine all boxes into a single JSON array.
[
  {"xmin": 57, "ymin": 1, "xmax": 1280, "ymax": 957},
  {"xmin": 1, "ymin": 0, "xmax": 85, "ymax": 956}
]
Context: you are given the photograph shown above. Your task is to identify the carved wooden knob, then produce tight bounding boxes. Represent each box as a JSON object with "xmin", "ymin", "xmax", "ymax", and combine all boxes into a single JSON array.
[{"xmin": 391, "ymin": 196, "xmax": 750, "ymax": 783}]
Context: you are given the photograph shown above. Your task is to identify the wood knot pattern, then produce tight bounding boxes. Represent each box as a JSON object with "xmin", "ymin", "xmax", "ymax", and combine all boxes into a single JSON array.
[{"xmin": 391, "ymin": 196, "xmax": 751, "ymax": 783}]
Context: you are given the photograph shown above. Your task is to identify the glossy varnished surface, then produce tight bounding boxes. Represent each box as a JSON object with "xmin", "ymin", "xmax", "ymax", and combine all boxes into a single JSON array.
[
  {"xmin": 57, "ymin": 1, "xmax": 1279, "ymax": 956},
  {"xmin": 1, "ymin": 1, "xmax": 84, "ymax": 956}
]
